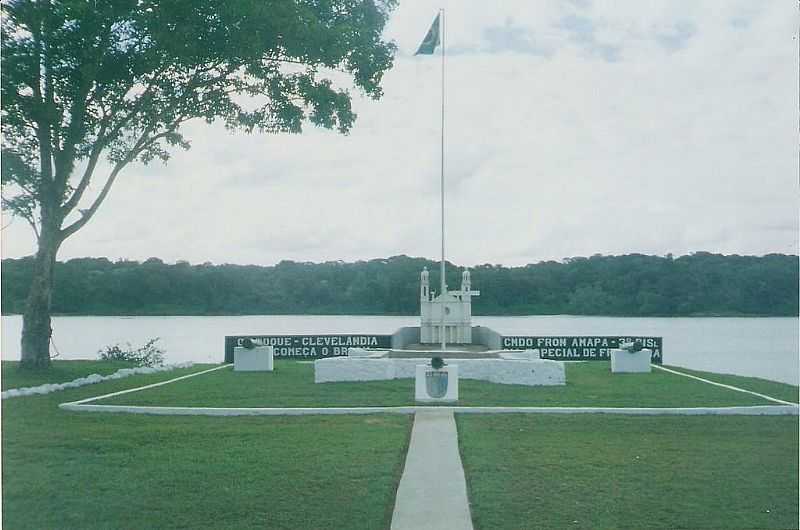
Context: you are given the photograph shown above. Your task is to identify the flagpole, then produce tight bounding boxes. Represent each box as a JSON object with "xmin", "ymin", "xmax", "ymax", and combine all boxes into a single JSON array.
[{"xmin": 439, "ymin": 8, "xmax": 446, "ymax": 352}]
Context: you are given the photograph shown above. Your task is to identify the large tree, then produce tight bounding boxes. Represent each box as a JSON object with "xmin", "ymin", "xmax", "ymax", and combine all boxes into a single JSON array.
[{"xmin": 1, "ymin": 0, "xmax": 397, "ymax": 368}]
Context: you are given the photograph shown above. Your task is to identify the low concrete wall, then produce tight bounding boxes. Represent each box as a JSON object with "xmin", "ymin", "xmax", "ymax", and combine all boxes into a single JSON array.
[
  {"xmin": 314, "ymin": 357, "xmax": 565, "ymax": 386},
  {"xmin": 389, "ymin": 325, "xmax": 502, "ymax": 350},
  {"xmin": 391, "ymin": 326, "xmax": 421, "ymax": 349},
  {"xmin": 472, "ymin": 326, "xmax": 503, "ymax": 350}
]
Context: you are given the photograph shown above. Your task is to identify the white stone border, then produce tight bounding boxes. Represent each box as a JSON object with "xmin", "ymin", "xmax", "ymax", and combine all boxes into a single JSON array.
[
  {"xmin": 58, "ymin": 403, "xmax": 798, "ymax": 416},
  {"xmin": 653, "ymin": 365, "xmax": 797, "ymax": 405},
  {"xmin": 2, "ymin": 361, "xmax": 196, "ymax": 399},
  {"xmin": 57, "ymin": 361, "xmax": 799, "ymax": 417}
]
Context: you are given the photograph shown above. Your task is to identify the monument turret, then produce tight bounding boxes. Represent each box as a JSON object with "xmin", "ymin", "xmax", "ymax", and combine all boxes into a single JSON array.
[{"xmin": 420, "ymin": 267, "xmax": 479, "ymax": 345}]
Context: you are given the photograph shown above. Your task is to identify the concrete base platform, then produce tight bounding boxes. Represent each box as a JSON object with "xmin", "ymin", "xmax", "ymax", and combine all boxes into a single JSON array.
[
  {"xmin": 403, "ymin": 343, "xmax": 489, "ymax": 353},
  {"xmin": 314, "ymin": 353, "xmax": 565, "ymax": 386}
]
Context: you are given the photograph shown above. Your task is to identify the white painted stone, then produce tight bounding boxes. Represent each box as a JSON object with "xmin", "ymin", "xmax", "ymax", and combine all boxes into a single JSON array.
[
  {"xmin": 314, "ymin": 356, "xmax": 565, "ymax": 386},
  {"xmin": 610, "ymin": 348, "xmax": 652, "ymax": 373},
  {"xmin": 415, "ymin": 365, "xmax": 459, "ymax": 402},
  {"xmin": 1, "ymin": 362, "xmax": 195, "ymax": 399},
  {"xmin": 234, "ymin": 346, "xmax": 274, "ymax": 372}
]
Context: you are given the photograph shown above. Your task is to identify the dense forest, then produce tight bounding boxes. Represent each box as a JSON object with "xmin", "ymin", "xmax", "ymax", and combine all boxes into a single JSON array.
[{"xmin": 2, "ymin": 253, "xmax": 797, "ymax": 317}]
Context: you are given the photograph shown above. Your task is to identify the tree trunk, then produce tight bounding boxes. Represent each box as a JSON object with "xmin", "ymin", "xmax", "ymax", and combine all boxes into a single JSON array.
[{"xmin": 20, "ymin": 225, "xmax": 61, "ymax": 370}]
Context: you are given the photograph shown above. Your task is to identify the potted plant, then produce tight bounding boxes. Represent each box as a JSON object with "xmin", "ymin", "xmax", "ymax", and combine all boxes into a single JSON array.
[
  {"xmin": 426, "ymin": 356, "xmax": 449, "ymax": 398},
  {"xmin": 622, "ymin": 339, "xmax": 643, "ymax": 353}
]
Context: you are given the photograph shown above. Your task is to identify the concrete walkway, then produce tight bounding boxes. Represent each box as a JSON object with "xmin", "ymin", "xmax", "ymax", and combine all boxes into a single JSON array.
[{"xmin": 390, "ymin": 410, "xmax": 474, "ymax": 530}]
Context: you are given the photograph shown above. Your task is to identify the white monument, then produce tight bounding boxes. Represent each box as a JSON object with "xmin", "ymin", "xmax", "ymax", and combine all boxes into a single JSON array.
[
  {"xmin": 610, "ymin": 348, "xmax": 652, "ymax": 373},
  {"xmin": 234, "ymin": 344, "xmax": 274, "ymax": 371},
  {"xmin": 419, "ymin": 267, "xmax": 479, "ymax": 345}
]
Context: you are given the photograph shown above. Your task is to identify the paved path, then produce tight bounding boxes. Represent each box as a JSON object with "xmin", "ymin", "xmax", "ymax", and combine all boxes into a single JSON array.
[{"xmin": 390, "ymin": 410, "xmax": 474, "ymax": 530}]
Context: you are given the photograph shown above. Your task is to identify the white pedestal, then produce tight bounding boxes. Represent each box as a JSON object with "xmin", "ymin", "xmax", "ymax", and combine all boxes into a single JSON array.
[
  {"xmin": 415, "ymin": 364, "xmax": 459, "ymax": 402},
  {"xmin": 348, "ymin": 347, "xmax": 371, "ymax": 357},
  {"xmin": 523, "ymin": 348, "xmax": 541, "ymax": 360},
  {"xmin": 234, "ymin": 346, "xmax": 274, "ymax": 371},
  {"xmin": 314, "ymin": 357, "xmax": 395, "ymax": 382},
  {"xmin": 610, "ymin": 348, "xmax": 652, "ymax": 373}
]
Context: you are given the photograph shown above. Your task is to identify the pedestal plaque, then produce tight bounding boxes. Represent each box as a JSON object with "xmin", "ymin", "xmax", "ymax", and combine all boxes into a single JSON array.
[
  {"xmin": 415, "ymin": 364, "xmax": 459, "ymax": 402},
  {"xmin": 234, "ymin": 346, "xmax": 274, "ymax": 372},
  {"xmin": 610, "ymin": 348, "xmax": 652, "ymax": 373}
]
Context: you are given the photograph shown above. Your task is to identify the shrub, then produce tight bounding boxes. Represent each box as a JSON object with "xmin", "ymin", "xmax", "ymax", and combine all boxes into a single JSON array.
[
  {"xmin": 430, "ymin": 356, "xmax": 446, "ymax": 369},
  {"xmin": 98, "ymin": 337, "xmax": 165, "ymax": 367}
]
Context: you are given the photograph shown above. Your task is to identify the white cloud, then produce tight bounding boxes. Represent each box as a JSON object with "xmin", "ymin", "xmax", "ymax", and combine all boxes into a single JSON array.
[{"xmin": 2, "ymin": 0, "xmax": 797, "ymax": 266}]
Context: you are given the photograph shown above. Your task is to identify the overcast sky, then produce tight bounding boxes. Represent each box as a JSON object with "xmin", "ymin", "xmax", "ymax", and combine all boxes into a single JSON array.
[{"xmin": 2, "ymin": 0, "xmax": 798, "ymax": 267}]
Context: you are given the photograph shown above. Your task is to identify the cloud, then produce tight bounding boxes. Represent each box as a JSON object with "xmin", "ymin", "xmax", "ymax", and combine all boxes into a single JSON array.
[
  {"xmin": 558, "ymin": 14, "xmax": 621, "ymax": 62},
  {"xmin": 654, "ymin": 21, "xmax": 696, "ymax": 51},
  {"xmin": 2, "ymin": 0, "xmax": 797, "ymax": 267},
  {"xmin": 449, "ymin": 18, "xmax": 552, "ymax": 56}
]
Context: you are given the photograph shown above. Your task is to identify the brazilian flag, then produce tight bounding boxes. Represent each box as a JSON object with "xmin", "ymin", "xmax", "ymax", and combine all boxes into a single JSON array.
[{"xmin": 415, "ymin": 14, "xmax": 441, "ymax": 55}]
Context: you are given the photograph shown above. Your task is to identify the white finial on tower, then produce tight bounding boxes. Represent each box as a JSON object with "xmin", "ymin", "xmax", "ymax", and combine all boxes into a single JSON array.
[
  {"xmin": 421, "ymin": 267, "xmax": 430, "ymax": 300},
  {"xmin": 461, "ymin": 268, "xmax": 471, "ymax": 292}
]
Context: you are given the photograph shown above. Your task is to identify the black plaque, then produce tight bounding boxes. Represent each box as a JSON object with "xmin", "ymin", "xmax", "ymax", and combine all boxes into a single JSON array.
[
  {"xmin": 500, "ymin": 336, "xmax": 663, "ymax": 364},
  {"xmin": 224, "ymin": 334, "xmax": 392, "ymax": 362}
]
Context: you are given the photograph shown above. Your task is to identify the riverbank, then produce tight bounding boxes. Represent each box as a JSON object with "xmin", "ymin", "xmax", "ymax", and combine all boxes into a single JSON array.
[
  {"xmin": 3, "ymin": 314, "xmax": 797, "ymax": 385},
  {"xmin": 3, "ymin": 310, "xmax": 797, "ymax": 317}
]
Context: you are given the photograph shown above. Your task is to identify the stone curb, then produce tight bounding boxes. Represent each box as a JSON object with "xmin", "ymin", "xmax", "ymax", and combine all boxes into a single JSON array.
[{"xmin": 58, "ymin": 403, "xmax": 799, "ymax": 416}]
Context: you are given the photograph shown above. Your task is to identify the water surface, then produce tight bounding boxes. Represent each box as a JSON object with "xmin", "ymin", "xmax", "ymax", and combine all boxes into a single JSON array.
[{"xmin": 1, "ymin": 315, "xmax": 797, "ymax": 385}]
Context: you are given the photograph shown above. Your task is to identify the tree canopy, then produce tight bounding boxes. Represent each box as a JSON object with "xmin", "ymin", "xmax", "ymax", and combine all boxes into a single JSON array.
[
  {"xmin": 2, "ymin": 0, "xmax": 397, "ymax": 236},
  {"xmin": 3, "ymin": 253, "xmax": 797, "ymax": 317},
  {"xmin": 1, "ymin": 0, "xmax": 397, "ymax": 367}
]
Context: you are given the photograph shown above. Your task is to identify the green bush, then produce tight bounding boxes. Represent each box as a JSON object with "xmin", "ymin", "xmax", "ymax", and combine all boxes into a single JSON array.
[{"xmin": 98, "ymin": 337, "xmax": 165, "ymax": 367}]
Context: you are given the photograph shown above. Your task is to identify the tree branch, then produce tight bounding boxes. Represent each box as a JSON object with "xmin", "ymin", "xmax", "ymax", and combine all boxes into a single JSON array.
[
  {"xmin": 26, "ymin": 214, "xmax": 40, "ymax": 242},
  {"xmin": 59, "ymin": 125, "xmax": 181, "ymax": 241},
  {"xmin": 31, "ymin": 7, "xmax": 54, "ymax": 188},
  {"xmin": 60, "ymin": 121, "xmax": 108, "ymax": 215},
  {"xmin": 53, "ymin": 77, "xmax": 93, "ymax": 193},
  {"xmin": 104, "ymin": 62, "xmax": 175, "ymax": 137},
  {"xmin": 59, "ymin": 157, "xmax": 125, "ymax": 241},
  {"xmin": 58, "ymin": 62, "xmax": 231, "ymax": 229}
]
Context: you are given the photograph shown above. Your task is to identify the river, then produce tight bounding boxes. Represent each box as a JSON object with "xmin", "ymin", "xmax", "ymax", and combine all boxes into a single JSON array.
[{"xmin": 1, "ymin": 315, "xmax": 797, "ymax": 385}]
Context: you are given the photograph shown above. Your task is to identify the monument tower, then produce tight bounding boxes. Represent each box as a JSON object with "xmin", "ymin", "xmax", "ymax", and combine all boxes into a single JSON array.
[{"xmin": 420, "ymin": 267, "xmax": 479, "ymax": 345}]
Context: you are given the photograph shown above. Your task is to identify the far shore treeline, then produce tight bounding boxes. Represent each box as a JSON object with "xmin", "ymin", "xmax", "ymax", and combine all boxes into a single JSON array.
[{"xmin": 2, "ymin": 253, "xmax": 797, "ymax": 317}]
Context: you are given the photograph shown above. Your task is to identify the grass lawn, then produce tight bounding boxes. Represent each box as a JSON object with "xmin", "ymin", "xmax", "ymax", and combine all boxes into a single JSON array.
[
  {"xmin": 2, "ymin": 366, "xmax": 412, "ymax": 529},
  {"xmin": 662, "ymin": 366, "xmax": 799, "ymax": 404},
  {"xmin": 457, "ymin": 414, "xmax": 799, "ymax": 530},
  {"xmin": 95, "ymin": 361, "xmax": 797, "ymax": 408},
  {"xmin": 2, "ymin": 360, "xmax": 138, "ymax": 389}
]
